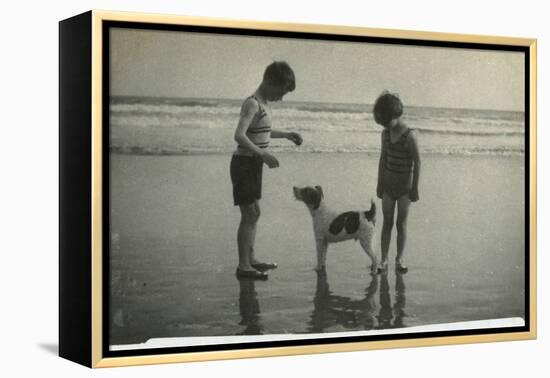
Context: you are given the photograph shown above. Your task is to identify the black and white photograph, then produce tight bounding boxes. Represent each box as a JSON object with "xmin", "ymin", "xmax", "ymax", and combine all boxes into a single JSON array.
[{"xmin": 106, "ymin": 24, "xmax": 528, "ymax": 352}]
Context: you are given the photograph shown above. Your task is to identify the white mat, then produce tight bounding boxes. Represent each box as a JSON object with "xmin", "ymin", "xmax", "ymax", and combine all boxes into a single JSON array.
[{"xmin": 111, "ymin": 317, "xmax": 525, "ymax": 351}]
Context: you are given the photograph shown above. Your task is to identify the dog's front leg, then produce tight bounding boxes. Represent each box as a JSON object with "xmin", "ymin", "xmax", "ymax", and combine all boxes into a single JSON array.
[{"xmin": 315, "ymin": 238, "xmax": 328, "ymax": 272}]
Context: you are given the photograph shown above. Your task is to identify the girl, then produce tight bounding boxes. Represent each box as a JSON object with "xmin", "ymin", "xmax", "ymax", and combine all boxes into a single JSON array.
[{"xmin": 374, "ymin": 91, "xmax": 421, "ymax": 274}]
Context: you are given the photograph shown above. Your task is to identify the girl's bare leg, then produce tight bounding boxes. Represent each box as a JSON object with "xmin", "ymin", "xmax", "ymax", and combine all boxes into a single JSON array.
[
  {"xmin": 396, "ymin": 194, "xmax": 411, "ymax": 270},
  {"xmin": 381, "ymin": 193, "xmax": 396, "ymax": 268}
]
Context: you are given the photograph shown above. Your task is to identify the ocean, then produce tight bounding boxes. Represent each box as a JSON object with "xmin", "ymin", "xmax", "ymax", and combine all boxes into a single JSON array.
[{"xmin": 109, "ymin": 96, "xmax": 525, "ymax": 156}]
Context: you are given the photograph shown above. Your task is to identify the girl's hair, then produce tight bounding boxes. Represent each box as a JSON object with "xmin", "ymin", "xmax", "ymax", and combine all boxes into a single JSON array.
[
  {"xmin": 373, "ymin": 91, "xmax": 403, "ymax": 126},
  {"xmin": 263, "ymin": 61, "xmax": 296, "ymax": 92}
]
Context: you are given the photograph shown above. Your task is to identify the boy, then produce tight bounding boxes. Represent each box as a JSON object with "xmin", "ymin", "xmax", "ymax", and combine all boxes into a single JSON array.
[{"xmin": 231, "ymin": 61, "xmax": 303, "ymax": 280}]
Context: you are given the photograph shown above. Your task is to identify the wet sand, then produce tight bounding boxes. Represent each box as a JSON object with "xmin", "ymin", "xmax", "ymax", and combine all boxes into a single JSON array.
[{"xmin": 109, "ymin": 152, "xmax": 525, "ymax": 347}]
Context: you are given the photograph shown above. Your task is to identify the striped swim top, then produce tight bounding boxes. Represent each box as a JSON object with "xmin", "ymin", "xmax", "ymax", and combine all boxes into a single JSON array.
[
  {"xmin": 383, "ymin": 128, "xmax": 413, "ymax": 174},
  {"xmin": 236, "ymin": 95, "xmax": 272, "ymax": 154}
]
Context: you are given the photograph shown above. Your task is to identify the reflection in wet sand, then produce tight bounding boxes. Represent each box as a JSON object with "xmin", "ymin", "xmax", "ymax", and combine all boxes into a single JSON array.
[
  {"xmin": 309, "ymin": 270, "xmax": 408, "ymax": 333},
  {"xmin": 378, "ymin": 272, "xmax": 407, "ymax": 329},
  {"xmin": 109, "ymin": 154, "xmax": 525, "ymax": 347},
  {"xmin": 394, "ymin": 272, "xmax": 407, "ymax": 328},
  {"xmin": 237, "ymin": 279, "xmax": 263, "ymax": 335},
  {"xmin": 309, "ymin": 270, "xmax": 379, "ymax": 332}
]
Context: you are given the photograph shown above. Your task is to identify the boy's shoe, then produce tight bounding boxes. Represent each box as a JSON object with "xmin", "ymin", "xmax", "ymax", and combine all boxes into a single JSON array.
[
  {"xmin": 251, "ymin": 262, "xmax": 278, "ymax": 271},
  {"xmin": 236, "ymin": 268, "xmax": 268, "ymax": 280}
]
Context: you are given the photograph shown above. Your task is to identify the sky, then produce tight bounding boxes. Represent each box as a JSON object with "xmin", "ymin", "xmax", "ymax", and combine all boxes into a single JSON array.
[{"xmin": 110, "ymin": 28, "xmax": 525, "ymax": 111}]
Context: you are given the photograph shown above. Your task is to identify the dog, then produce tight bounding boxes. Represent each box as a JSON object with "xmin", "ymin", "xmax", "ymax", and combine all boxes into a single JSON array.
[{"xmin": 293, "ymin": 185, "xmax": 379, "ymax": 273}]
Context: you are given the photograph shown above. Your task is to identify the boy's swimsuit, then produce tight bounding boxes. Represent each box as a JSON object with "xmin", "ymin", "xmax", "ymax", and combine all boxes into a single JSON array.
[
  {"xmin": 230, "ymin": 96, "xmax": 272, "ymax": 206},
  {"xmin": 236, "ymin": 96, "xmax": 272, "ymax": 155},
  {"xmin": 382, "ymin": 128, "xmax": 414, "ymax": 200}
]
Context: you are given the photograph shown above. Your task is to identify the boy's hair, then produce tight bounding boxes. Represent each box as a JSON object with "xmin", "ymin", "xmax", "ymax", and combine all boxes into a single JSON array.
[
  {"xmin": 373, "ymin": 91, "xmax": 403, "ymax": 126},
  {"xmin": 263, "ymin": 61, "xmax": 296, "ymax": 92}
]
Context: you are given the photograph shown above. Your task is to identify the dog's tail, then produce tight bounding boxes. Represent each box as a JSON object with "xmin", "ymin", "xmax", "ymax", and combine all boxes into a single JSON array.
[{"xmin": 364, "ymin": 199, "xmax": 376, "ymax": 224}]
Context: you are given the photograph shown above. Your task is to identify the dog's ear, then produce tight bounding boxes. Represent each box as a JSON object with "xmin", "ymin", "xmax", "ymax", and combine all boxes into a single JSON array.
[
  {"xmin": 309, "ymin": 187, "xmax": 322, "ymax": 210},
  {"xmin": 315, "ymin": 185, "xmax": 324, "ymax": 198}
]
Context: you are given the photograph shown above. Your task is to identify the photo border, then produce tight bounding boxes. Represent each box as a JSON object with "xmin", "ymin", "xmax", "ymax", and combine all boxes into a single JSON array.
[{"xmin": 86, "ymin": 10, "xmax": 536, "ymax": 368}]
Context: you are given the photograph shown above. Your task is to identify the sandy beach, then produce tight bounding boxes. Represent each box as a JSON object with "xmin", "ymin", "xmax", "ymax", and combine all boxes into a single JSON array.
[{"xmin": 109, "ymin": 152, "xmax": 525, "ymax": 347}]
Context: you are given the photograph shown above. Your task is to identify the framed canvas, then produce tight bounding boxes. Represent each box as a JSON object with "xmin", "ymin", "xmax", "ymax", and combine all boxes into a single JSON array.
[{"xmin": 59, "ymin": 10, "xmax": 537, "ymax": 368}]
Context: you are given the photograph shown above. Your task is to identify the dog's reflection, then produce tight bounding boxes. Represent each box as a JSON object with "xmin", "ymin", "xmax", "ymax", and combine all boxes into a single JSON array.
[
  {"xmin": 309, "ymin": 270, "xmax": 379, "ymax": 332},
  {"xmin": 378, "ymin": 271, "xmax": 407, "ymax": 329},
  {"xmin": 309, "ymin": 270, "xmax": 407, "ymax": 332},
  {"xmin": 237, "ymin": 279, "xmax": 263, "ymax": 335}
]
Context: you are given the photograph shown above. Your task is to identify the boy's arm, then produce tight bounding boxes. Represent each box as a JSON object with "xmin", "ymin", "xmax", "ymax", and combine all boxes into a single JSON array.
[
  {"xmin": 377, "ymin": 131, "xmax": 386, "ymax": 199},
  {"xmin": 234, "ymin": 99, "xmax": 279, "ymax": 168},
  {"xmin": 271, "ymin": 129, "xmax": 303, "ymax": 145},
  {"xmin": 408, "ymin": 130, "xmax": 421, "ymax": 202}
]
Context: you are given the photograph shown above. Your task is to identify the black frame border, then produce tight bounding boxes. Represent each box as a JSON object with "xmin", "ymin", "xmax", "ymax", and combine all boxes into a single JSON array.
[{"xmin": 59, "ymin": 11, "xmax": 93, "ymax": 367}]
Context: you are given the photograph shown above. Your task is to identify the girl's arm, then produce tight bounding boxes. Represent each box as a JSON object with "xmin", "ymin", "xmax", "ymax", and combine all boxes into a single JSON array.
[
  {"xmin": 408, "ymin": 130, "xmax": 421, "ymax": 202},
  {"xmin": 377, "ymin": 131, "xmax": 387, "ymax": 199},
  {"xmin": 234, "ymin": 99, "xmax": 279, "ymax": 168},
  {"xmin": 271, "ymin": 130, "xmax": 303, "ymax": 145}
]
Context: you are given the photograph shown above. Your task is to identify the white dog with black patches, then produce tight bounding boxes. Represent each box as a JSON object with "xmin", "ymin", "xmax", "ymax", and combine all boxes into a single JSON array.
[{"xmin": 293, "ymin": 185, "xmax": 379, "ymax": 273}]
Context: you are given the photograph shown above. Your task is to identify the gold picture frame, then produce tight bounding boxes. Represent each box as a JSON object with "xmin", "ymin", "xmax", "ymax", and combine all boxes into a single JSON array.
[{"xmin": 59, "ymin": 10, "xmax": 537, "ymax": 368}]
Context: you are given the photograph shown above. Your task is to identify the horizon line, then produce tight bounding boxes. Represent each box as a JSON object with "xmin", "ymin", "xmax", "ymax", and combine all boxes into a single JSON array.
[{"xmin": 109, "ymin": 94, "xmax": 525, "ymax": 113}]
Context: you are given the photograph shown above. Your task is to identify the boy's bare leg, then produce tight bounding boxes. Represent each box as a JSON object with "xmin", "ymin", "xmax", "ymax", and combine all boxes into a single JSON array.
[
  {"xmin": 396, "ymin": 195, "xmax": 411, "ymax": 269},
  {"xmin": 381, "ymin": 193, "xmax": 396, "ymax": 268},
  {"xmin": 237, "ymin": 202, "xmax": 260, "ymax": 271},
  {"xmin": 249, "ymin": 201, "xmax": 261, "ymax": 265},
  {"xmin": 248, "ymin": 201, "xmax": 278, "ymax": 270}
]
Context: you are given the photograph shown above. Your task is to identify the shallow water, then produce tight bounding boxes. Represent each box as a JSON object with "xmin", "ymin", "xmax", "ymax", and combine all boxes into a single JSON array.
[{"xmin": 109, "ymin": 153, "xmax": 525, "ymax": 346}]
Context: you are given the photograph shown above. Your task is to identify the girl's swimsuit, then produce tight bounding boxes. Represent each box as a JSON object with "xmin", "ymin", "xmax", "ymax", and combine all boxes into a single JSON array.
[{"xmin": 382, "ymin": 128, "xmax": 414, "ymax": 200}]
